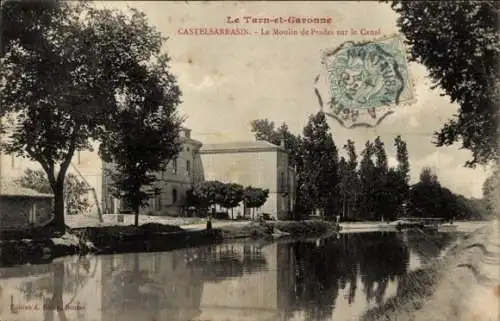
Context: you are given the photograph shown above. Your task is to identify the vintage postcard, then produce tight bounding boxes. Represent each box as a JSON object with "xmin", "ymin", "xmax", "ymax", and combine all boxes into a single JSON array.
[{"xmin": 0, "ymin": 1, "xmax": 499, "ymax": 321}]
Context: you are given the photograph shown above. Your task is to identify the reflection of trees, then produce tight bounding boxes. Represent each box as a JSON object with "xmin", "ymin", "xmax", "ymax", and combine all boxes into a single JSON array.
[
  {"xmin": 357, "ymin": 233, "xmax": 409, "ymax": 304},
  {"xmin": 43, "ymin": 262, "xmax": 68, "ymax": 321},
  {"xmin": 18, "ymin": 255, "xmax": 97, "ymax": 316},
  {"xmin": 291, "ymin": 241, "xmax": 343, "ymax": 321},
  {"xmin": 286, "ymin": 232, "xmax": 410, "ymax": 321}
]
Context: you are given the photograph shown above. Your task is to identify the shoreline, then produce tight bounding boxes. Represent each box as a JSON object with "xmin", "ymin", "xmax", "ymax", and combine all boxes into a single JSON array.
[
  {"xmin": 360, "ymin": 221, "xmax": 498, "ymax": 321},
  {"xmin": 0, "ymin": 220, "xmax": 489, "ymax": 268},
  {"xmin": 0, "ymin": 220, "xmax": 340, "ymax": 267}
]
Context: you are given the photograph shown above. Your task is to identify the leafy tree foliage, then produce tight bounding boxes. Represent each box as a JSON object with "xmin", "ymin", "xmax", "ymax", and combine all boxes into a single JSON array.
[
  {"xmin": 300, "ymin": 112, "xmax": 339, "ymax": 218},
  {"xmin": 419, "ymin": 167, "xmax": 439, "ymax": 185},
  {"xmin": 1, "ymin": 2, "xmax": 177, "ymax": 231},
  {"xmin": 242, "ymin": 186, "xmax": 270, "ymax": 219},
  {"xmin": 410, "ymin": 170, "xmax": 444, "ymax": 219},
  {"xmin": 187, "ymin": 181, "xmax": 267, "ymax": 219},
  {"xmin": 482, "ymin": 164, "xmax": 500, "ymax": 217},
  {"xmin": 187, "ymin": 180, "xmax": 224, "ymax": 212},
  {"xmin": 100, "ymin": 50, "xmax": 182, "ymax": 227},
  {"xmin": 394, "ymin": 135, "xmax": 410, "ymax": 209},
  {"xmin": 409, "ymin": 167, "xmax": 486, "ymax": 220},
  {"xmin": 221, "ymin": 183, "xmax": 244, "ymax": 219},
  {"xmin": 390, "ymin": 1, "xmax": 500, "ymax": 166},
  {"xmin": 357, "ymin": 136, "xmax": 411, "ymax": 221},
  {"xmin": 359, "ymin": 141, "xmax": 377, "ymax": 220},
  {"xmin": 338, "ymin": 140, "xmax": 360, "ymax": 220},
  {"xmin": 15, "ymin": 168, "xmax": 91, "ymax": 215}
]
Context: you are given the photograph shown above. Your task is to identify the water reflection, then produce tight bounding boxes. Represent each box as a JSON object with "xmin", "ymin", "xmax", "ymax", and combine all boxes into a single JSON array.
[{"xmin": 0, "ymin": 232, "xmax": 458, "ymax": 321}]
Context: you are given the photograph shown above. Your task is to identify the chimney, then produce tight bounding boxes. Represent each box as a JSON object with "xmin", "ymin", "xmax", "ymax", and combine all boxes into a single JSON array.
[{"xmin": 280, "ymin": 137, "xmax": 286, "ymax": 149}]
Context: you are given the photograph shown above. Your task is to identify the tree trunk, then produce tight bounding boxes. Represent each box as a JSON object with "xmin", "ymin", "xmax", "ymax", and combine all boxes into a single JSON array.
[
  {"xmin": 134, "ymin": 207, "xmax": 139, "ymax": 227},
  {"xmin": 53, "ymin": 182, "xmax": 66, "ymax": 233},
  {"xmin": 51, "ymin": 262, "xmax": 68, "ymax": 321}
]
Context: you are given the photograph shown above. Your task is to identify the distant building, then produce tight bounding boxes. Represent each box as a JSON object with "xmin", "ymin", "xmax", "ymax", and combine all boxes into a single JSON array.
[
  {"xmin": 0, "ymin": 181, "xmax": 53, "ymax": 230},
  {"xmin": 200, "ymin": 139, "xmax": 295, "ymax": 220},
  {"xmin": 1, "ymin": 122, "xmax": 295, "ymax": 220},
  {"xmin": 0, "ymin": 126, "xmax": 104, "ymax": 218},
  {"xmin": 102, "ymin": 128, "xmax": 204, "ymax": 216}
]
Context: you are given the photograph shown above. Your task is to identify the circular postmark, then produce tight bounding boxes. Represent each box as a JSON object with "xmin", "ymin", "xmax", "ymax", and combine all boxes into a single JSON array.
[{"xmin": 326, "ymin": 41, "xmax": 405, "ymax": 112}]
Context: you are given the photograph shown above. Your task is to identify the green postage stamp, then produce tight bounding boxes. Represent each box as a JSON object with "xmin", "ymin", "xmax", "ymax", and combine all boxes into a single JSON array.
[{"xmin": 319, "ymin": 35, "xmax": 415, "ymax": 128}]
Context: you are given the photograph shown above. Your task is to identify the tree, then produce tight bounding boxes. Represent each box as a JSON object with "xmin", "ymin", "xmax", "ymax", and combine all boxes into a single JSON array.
[
  {"xmin": 250, "ymin": 119, "xmax": 283, "ymax": 146},
  {"xmin": 15, "ymin": 168, "xmax": 91, "ymax": 215},
  {"xmin": 342, "ymin": 140, "xmax": 361, "ymax": 220},
  {"xmin": 338, "ymin": 157, "xmax": 349, "ymax": 218},
  {"xmin": 394, "ymin": 135, "xmax": 410, "ymax": 213},
  {"xmin": 101, "ymin": 65, "xmax": 183, "ymax": 226},
  {"xmin": 0, "ymin": 2, "xmax": 175, "ymax": 231},
  {"xmin": 373, "ymin": 137, "xmax": 389, "ymax": 220},
  {"xmin": 410, "ymin": 167, "xmax": 446, "ymax": 219},
  {"xmin": 0, "ymin": 0, "xmax": 59, "ymax": 56},
  {"xmin": 419, "ymin": 167, "xmax": 439, "ymax": 185},
  {"xmin": 300, "ymin": 112, "xmax": 339, "ymax": 218},
  {"xmin": 242, "ymin": 186, "xmax": 269, "ymax": 219},
  {"xmin": 359, "ymin": 141, "xmax": 377, "ymax": 220},
  {"xmin": 482, "ymin": 163, "xmax": 500, "ymax": 217},
  {"xmin": 187, "ymin": 180, "xmax": 227, "ymax": 215},
  {"xmin": 390, "ymin": 1, "xmax": 500, "ymax": 166},
  {"xmin": 221, "ymin": 183, "xmax": 244, "ymax": 219}
]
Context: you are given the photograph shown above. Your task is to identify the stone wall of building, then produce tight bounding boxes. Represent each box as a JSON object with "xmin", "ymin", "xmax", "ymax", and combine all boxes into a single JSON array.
[
  {"xmin": 0, "ymin": 196, "xmax": 53, "ymax": 229},
  {"xmin": 102, "ymin": 128, "xmax": 204, "ymax": 216},
  {"xmin": 199, "ymin": 141, "xmax": 293, "ymax": 220},
  {"xmin": 0, "ymin": 141, "xmax": 104, "ymax": 217}
]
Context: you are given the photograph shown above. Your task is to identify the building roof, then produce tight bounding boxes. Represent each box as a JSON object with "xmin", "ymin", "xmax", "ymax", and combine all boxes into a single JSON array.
[
  {"xmin": 0, "ymin": 181, "xmax": 54, "ymax": 198},
  {"xmin": 200, "ymin": 140, "xmax": 286, "ymax": 154}
]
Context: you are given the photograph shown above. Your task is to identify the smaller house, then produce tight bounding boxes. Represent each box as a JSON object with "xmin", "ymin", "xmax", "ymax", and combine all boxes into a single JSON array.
[{"xmin": 0, "ymin": 182, "xmax": 54, "ymax": 230}]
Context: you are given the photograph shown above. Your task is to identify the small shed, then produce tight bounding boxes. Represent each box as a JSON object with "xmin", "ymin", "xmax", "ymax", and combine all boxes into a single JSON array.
[{"xmin": 0, "ymin": 182, "xmax": 54, "ymax": 230}]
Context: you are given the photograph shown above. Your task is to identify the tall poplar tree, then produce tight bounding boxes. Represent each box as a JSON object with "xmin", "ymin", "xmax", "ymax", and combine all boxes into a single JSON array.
[
  {"xmin": 359, "ymin": 141, "xmax": 376, "ymax": 220},
  {"xmin": 301, "ymin": 112, "xmax": 339, "ymax": 218}
]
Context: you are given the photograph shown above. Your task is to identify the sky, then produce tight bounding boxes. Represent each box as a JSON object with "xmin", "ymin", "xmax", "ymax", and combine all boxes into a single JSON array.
[{"xmin": 97, "ymin": 1, "xmax": 491, "ymax": 198}]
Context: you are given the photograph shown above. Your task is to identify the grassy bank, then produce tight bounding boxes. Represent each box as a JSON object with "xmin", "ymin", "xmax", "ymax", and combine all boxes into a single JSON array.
[
  {"xmin": 360, "ymin": 224, "xmax": 493, "ymax": 321},
  {"xmin": 75, "ymin": 223, "xmax": 223, "ymax": 254},
  {"xmin": 218, "ymin": 220, "xmax": 340, "ymax": 239}
]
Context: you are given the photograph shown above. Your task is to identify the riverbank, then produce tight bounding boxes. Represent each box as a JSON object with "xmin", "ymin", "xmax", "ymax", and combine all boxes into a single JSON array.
[
  {"xmin": 0, "ymin": 220, "xmax": 340, "ymax": 267},
  {"xmin": 361, "ymin": 220, "xmax": 499, "ymax": 321}
]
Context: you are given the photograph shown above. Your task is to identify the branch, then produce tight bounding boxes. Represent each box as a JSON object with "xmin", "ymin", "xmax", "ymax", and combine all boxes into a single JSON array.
[
  {"xmin": 57, "ymin": 122, "xmax": 80, "ymax": 185},
  {"xmin": 26, "ymin": 146, "xmax": 57, "ymax": 188}
]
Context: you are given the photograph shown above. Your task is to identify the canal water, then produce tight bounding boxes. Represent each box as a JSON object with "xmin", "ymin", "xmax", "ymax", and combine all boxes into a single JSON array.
[{"xmin": 0, "ymin": 231, "xmax": 461, "ymax": 321}]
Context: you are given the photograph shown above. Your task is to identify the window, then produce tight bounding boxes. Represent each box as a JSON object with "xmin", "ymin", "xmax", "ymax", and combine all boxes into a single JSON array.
[
  {"xmin": 186, "ymin": 160, "xmax": 191, "ymax": 174},
  {"xmin": 280, "ymin": 172, "xmax": 286, "ymax": 192},
  {"xmin": 186, "ymin": 147, "xmax": 190, "ymax": 152},
  {"xmin": 172, "ymin": 188, "xmax": 178, "ymax": 204},
  {"xmin": 172, "ymin": 159, "xmax": 177, "ymax": 174}
]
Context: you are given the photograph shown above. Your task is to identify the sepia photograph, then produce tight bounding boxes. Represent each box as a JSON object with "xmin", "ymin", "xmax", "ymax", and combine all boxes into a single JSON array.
[{"xmin": 0, "ymin": 1, "xmax": 499, "ymax": 321}]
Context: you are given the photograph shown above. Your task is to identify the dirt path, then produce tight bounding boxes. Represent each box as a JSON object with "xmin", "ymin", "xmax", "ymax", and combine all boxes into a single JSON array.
[{"xmin": 414, "ymin": 220, "xmax": 500, "ymax": 321}]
